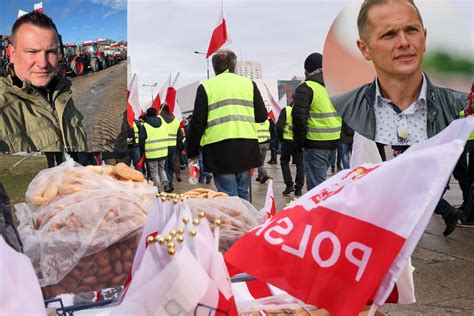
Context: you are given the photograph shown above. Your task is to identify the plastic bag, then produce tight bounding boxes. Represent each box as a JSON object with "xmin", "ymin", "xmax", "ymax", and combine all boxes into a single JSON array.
[
  {"xmin": 185, "ymin": 196, "xmax": 264, "ymax": 252},
  {"xmin": 16, "ymin": 159, "xmax": 157, "ymax": 296}
]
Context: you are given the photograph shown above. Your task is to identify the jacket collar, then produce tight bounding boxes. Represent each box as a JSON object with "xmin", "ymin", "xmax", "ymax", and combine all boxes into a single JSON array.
[
  {"xmin": 363, "ymin": 72, "xmax": 439, "ymax": 120},
  {"xmin": 5, "ymin": 73, "xmax": 72, "ymax": 100}
]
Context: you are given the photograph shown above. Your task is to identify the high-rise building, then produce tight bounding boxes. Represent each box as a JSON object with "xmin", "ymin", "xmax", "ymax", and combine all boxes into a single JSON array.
[{"xmin": 236, "ymin": 60, "xmax": 262, "ymax": 80}]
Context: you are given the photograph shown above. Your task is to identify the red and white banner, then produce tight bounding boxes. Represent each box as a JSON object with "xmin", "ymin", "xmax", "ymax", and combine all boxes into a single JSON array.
[
  {"xmin": 206, "ymin": 0, "xmax": 229, "ymax": 58},
  {"xmin": 165, "ymin": 72, "xmax": 180, "ymax": 114},
  {"xmin": 34, "ymin": 2, "xmax": 44, "ymax": 12},
  {"xmin": 226, "ymin": 118, "xmax": 474, "ymax": 315}
]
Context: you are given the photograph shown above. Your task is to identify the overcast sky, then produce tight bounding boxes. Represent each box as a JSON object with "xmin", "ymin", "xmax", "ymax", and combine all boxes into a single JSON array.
[
  {"xmin": 128, "ymin": 0, "xmax": 473, "ymax": 106},
  {"xmin": 128, "ymin": 0, "xmax": 349, "ymax": 106}
]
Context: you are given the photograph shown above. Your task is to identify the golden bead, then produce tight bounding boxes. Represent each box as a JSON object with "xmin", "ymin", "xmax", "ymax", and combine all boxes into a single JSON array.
[
  {"xmin": 169, "ymin": 229, "xmax": 177, "ymax": 237},
  {"xmin": 167, "ymin": 241, "xmax": 175, "ymax": 249},
  {"xmin": 214, "ymin": 218, "xmax": 222, "ymax": 226},
  {"xmin": 182, "ymin": 217, "xmax": 190, "ymax": 225},
  {"xmin": 177, "ymin": 228, "xmax": 184, "ymax": 235},
  {"xmin": 156, "ymin": 236, "xmax": 165, "ymax": 245},
  {"xmin": 168, "ymin": 248, "xmax": 176, "ymax": 256},
  {"xmin": 198, "ymin": 211, "xmax": 205, "ymax": 218},
  {"xmin": 189, "ymin": 230, "xmax": 197, "ymax": 237},
  {"xmin": 192, "ymin": 218, "xmax": 200, "ymax": 226},
  {"xmin": 165, "ymin": 235, "xmax": 173, "ymax": 242},
  {"xmin": 176, "ymin": 235, "xmax": 184, "ymax": 243},
  {"xmin": 147, "ymin": 235, "xmax": 155, "ymax": 244}
]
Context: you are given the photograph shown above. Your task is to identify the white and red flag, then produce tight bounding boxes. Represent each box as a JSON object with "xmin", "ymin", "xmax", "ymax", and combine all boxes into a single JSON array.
[
  {"xmin": 34, "ymin": 2, "xmax": 44, "ymax": 12},
  {"xmin": 226, "ymin": 118, "xmax": 474, "ymax": 316},
  {"xmin": 165, "ymin": 72, "xmax": 180, "ymax": 114},
  {"xmin": 264, "ymin": 83, "xmax": 282, "ymax": 121},
  {"xmin": 206, "ymin": 0, "xmax": 229, "ymax": 58},
  {"xmin": 17, "ymin": 10, "xmax": 28, "ymax": 18},
  {"xmin": 127, "ymin": 73, "xmax": 142, "ymax": 128},
  {"xmin": 261, "ymin": 179, "xmax": 276, "ymax": 219}
]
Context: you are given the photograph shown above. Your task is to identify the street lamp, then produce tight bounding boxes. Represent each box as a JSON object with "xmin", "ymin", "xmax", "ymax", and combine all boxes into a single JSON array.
[
  {"xmin": 194, "ymin": 50, "xmax": 209, "ymax": 79},
  {"xmin": 142, "ymin": 83, "xmax": 158, "ymax": 104}
]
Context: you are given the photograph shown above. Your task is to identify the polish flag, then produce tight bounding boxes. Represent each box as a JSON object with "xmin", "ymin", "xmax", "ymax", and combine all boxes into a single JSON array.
[
  {"xmin": 127, "ymin": 73, "xmax": 141, "ymax": 128},
  {"xmin": 34, "ymin": 2, "xmax": 43, "ymax": 13},
  {"xmin": 226, "ymin": 118, "xmax": 474, "ymax": 316},
  {"xmin": 165, "ymin": 72, "xmax": 180, "ymax": 114},
  {"xmin": 206, "ymin": 0, "xmax": 229, "ymax": 58},
  {"xmin": 261, "ymin": 179, "xmax": 276, "ymax": 219},
  {"xmin": 150, "ymin": 91, "xmax": 161, "ymax": 112},
  {"xmin": 264, "ymin": 83, "xmax": 282, "ymax": 121}
]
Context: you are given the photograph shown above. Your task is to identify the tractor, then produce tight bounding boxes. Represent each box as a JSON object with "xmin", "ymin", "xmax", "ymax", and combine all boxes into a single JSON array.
[
  {"xmin": 81, "ymin": 41, "xmax": 104, "ymax": 72},
  {"xmin": 0, "ymin": 35, "xmax": 11, "ymax": 74},
  {"xmin": 97, "ymin": 39, "xmax": 114, "ymax": 68}
]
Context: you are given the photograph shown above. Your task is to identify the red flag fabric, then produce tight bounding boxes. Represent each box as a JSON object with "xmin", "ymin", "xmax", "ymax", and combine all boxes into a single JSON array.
[
  {"xmin": 136, "ymin": 154, "xmax": 145, "ymax": 169},
  {"xmin": 127, "ymin": 74, "xmax": 141, "ymax": 128},
  {"xmin": 151, "ymin": 93, "xmax": 161, "ymax": 112},
  {"xmin": 261, "ymin": 179, "xmax": 276, "ymax": 219},
  {"xmin": 206, "ymin": 1, "xmax": 228, "ymax": 58},
  {"xmin": 466, "ymin": 83, "xmax": 473, "ymax": 116},
  {"xmin": 165, "ymin": 87, "xmax": 176, "ymax": 114}
]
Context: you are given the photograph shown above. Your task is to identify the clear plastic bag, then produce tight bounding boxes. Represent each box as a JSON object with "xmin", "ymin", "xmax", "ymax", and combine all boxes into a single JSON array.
[
  {"xmin": 185, "ymin": 196, "xmax": 264, "ymax": 252},
  {"xmin": 16, "ymin": 159, "xmax": 157, "ymax": 295}
]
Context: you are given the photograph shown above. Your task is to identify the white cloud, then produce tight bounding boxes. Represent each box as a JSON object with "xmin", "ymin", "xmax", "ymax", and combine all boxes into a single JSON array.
[{"xmin": 91, "ymin": 0, "xmax": 126, "ymax": 10}]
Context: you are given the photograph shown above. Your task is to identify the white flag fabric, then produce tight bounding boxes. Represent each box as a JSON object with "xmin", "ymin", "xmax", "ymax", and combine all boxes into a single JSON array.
[
  {"xmin": 128, "ymin": 73, "xmax": 143, "ymax": 119},
  {"xmin": 0, "ymin": 237, "xmax": 46, "ymax": 316},
  {"xmin": 17, "ymin": 9, "xmax": 28, "ymax": 18}
]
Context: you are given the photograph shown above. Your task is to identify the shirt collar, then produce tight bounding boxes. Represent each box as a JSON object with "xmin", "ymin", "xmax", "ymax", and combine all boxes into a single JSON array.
[{"xmin": 375, "ymin": 73, "xmax": 427, "ymax": 108}]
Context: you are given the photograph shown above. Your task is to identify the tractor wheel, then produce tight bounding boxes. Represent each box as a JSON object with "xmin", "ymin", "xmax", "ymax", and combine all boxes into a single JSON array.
[
  {"xmin": 74, "ymin": 59, "xmax": 85, "ymax": 76},
  {"xmin": 91, "ymin": 58, "xmax": 100, "ymax": 72}
]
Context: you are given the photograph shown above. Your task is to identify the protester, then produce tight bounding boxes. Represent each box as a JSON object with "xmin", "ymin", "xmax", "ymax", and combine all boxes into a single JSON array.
[
  {"xmin": 256, "ymin": 118, "xmax": 271, "ymax": 184},
  {"xmin": 276, "ymin": 102, "xmax": 304, "ymax": 196},
  {"xmin": 44, "ymin": 152, "xmax": 64, "ymax": 168},
  {"xmin": 187, "ymin": 49, "xmax": 267, "ymax": 200},
  {"xmin": 268, "ymin": 118, "xmax": 278, "ymax": 164},
  {"xmin": 331, "ymin": 0, "xmax": 468, "ymax": 236},
  {"xmin": 0, "ymin": 11, "xmax": 87, "ymax": 153},
  {"xmin": 126, "ymin": 119, "xmax": 143, "ymax": 173},
  {"xmin": 160, "ymin": 104, "xmax": 183, "ymax": 192},
  {"xmin": 292, "ymin": 52, "xmax": 341, "ymax": 190},
  {"xmin": 140, "ymin": 108, "xmax": 169, "ymax": 192}
]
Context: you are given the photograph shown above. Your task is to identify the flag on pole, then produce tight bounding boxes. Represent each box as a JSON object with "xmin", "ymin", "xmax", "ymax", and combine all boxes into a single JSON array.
[
  {"xmin": 151, "ymin": 92, "xmax": 161, "ymax": 112},
  {"xmin": 34, "ymin": 2, "xmax": 44, "ymax": 12},
  {"xmin": 261, "ymin": 179, "xmax": 276, "ymax": 219},
  {"xmin": 206, "ymin": 0, "xmax": 229, "ymax": 58},
  {"xmin": 127, "ymin": 74, "xmax": 141, "ymax": 128},
  {"xmin": 264, "ymin": 83, "xmax": 282, "ymax": 121},
  {"xmin": 225, "ymin": 118, "xmax": 474, "ymax": 316},
  {"xmin": 165, "ymin": 72, "xmax": 180, "ymax": 114}
]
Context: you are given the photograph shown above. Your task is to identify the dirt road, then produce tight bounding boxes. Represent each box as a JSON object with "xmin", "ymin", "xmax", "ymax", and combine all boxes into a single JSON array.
[{"xmin": 71, "ymin": 62, "xmax": 127, "ymax": 152}]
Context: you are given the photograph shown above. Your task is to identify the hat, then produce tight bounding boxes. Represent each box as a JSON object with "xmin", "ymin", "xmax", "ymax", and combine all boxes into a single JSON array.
[
  {"xmin": 146, "ymin": 107, "xmax": 157, "ymax": 117},
  {"xmin": 304, "ymin": 53, "xmax": 323, "ymax": 73}
]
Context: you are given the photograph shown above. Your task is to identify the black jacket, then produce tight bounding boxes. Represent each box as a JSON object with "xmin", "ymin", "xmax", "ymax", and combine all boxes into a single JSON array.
[
  {"xmin": 331, "ymin": 74, "xmax": 468, "ymax": 141},
  {"xmin": 187, "ymin": 81, "xmax": 267, "ymax": 174},
  {"xmin": 292, "ymin": 72, "xmax": 339, "ymax": 150}
]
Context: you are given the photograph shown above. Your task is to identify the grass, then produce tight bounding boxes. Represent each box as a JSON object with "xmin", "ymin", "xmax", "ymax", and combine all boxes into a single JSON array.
[{"xmin": 0, "ymin": 154, "xmax": 47, "ymax": 206}]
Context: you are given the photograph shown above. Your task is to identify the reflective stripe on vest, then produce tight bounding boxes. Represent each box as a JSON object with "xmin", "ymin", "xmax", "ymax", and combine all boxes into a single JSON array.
[
  {"xmin": 162, "ymin": 117, "xmax": 180, "ymax": 147},
  {"xmin": 257, "ymin": 120, "xmax": 270, "ymax": 143},
  {"xmin": 283, "ymin": 106, "xmax": 293, "ymax": 141},
  {"xmin": 143, "ymin": 122, "xmax": 168, "ymax": 159},
  {"xmin": 132, "ymin": 122, "xmax": 139, "ymax": 145},
  {"xmin": 305, "ymin": 81, "xmax": 341, "ymax": 141},
  {"xmin": 200, "ymin": 72, "xmax": 257, "ymax": 146}
]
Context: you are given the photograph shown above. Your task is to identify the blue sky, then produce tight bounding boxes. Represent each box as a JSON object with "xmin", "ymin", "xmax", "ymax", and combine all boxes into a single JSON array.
[{"xmin": 0, "ymin": 0, "xmax": 126, "ymax": 44}]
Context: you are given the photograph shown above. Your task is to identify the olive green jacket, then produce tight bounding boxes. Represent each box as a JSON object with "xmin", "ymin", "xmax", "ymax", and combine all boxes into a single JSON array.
[{"xmin": 0, "ymin": 74, "xmax": 87, "ymax": 152}]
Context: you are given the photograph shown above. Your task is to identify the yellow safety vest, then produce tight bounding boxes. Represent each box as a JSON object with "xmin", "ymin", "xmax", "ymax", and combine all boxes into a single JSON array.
[
  {"xmin": 283, "ymin": 106, "xmax": 294, "ymax": 141},
  {"xmin": 143, "ymin": 122, "xmax": 168, "ymax": 159},
  {"xmin": 162, "ymin": 117, "xmax": 180, "ymax": 147},
  {"xmin": 257, "ymin": 120, "xmax": 271, "ymax": 143},
  {"xmin": 132, "ymin": 122, "xmax": 139, "ymax": 145},
  {"xmin": 305, "ymin": 81, "xmax": 341, "ymax": 141},
  {"xmin": 200, "ymin": 71, "xmax": 258, "ymax": 146}
]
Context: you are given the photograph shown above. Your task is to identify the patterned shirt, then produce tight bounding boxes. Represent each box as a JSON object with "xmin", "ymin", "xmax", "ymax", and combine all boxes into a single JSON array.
[{"xmin": 373, "ymin": 74, "xmax": 428, "ymax": 145}]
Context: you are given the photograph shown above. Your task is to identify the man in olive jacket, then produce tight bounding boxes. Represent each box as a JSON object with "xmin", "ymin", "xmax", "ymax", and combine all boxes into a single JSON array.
[{"xmin": 0, "ymin": 11, "xmax": 86, "ymax": 153}]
